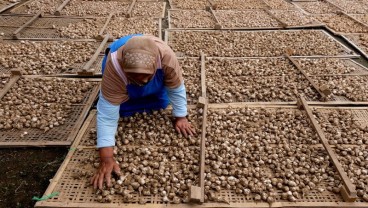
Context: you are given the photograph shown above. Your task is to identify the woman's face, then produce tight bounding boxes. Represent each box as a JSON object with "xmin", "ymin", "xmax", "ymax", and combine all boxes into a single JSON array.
[{"xmin": 126, "ymin": 72, "xmax": 153, "ymax": 86}]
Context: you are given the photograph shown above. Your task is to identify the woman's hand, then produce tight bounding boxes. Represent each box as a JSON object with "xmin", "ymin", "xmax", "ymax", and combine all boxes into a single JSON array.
[
  {"xmin": 90, "ymin": 147, "xmax": 121, "ymax": 190},
  {"xmin": 174, "ymin": 117, "xmax": 196, "ymax": 137}
]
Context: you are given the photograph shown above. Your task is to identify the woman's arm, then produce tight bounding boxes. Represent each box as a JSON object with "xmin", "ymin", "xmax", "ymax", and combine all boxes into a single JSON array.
[
  {"xmin": 92, "ymin": 93, "xmax": 121, "ymax": 190},
  {"xmin": 166, "ymin": 83, "xmax": 196, "ymax": 137},
  {"xmin": 165, "ymin": 82, "xmax": 187, "ymax": 118},
  {"xmin": 96, "ymin": 92, "xmax": 120, "ymax": 148}
]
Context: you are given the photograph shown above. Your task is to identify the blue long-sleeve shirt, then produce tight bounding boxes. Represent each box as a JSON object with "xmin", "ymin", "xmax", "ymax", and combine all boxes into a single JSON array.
[{"xmin": 96, "ymin": 83, "xmax": 187, "ymax": 148}]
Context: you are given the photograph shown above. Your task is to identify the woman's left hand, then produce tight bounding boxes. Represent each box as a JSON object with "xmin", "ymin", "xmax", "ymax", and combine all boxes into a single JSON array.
[{"xmin": 175, "ymin": 117, "xmax": 196, "ymax": 137}]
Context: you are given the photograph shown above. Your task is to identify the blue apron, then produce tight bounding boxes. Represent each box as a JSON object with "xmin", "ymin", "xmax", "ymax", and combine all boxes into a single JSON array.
[{"xmin": 102, "ymin": 34, "xmax": 170, "ymax": 117}]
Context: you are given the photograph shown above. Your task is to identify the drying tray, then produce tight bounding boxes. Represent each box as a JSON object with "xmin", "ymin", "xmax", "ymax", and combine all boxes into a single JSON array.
[
  {"xmin": 168, "ymin": 9, "xmax": 218, "ymax": 30},
  {"xmin": 313, "ymin": 13, "xmax": 368, "ymax": 35},
  {"xmin": 9, "ymin": 0, "xmax": 65, "ymax": 15},
  {"xmin": 291, "ymin": 1, "xmax": 341, "ymax": 14},
  {"xmin": 312, "ymin": 106, "xmax": 368, "ymax": 202},
  {"xmin": 101, "ymin": 16, "xmax": 162, "ymax": 40},
  {"xmin": 130, "ymin": 1, "xmax": 166, "ymax": 18},
  {"xmin": 54, "ymin": 0, "xmax": 130, "ymax": 17},
  {"xmin": 208, "ymin": 0, "xmax": 270, "ymax": 10},
  {"xmin": 341, "ymin": 33, "xmax": 368, "ymax": 60},
  {"xmin": 267, "ymin": 9, "xmax": 324, "ymax": 29},
  {"xmin": 165, "ymin": 29, "xmax": 358, "ymax": 58},
  {"xmin": 35, "ymin": 103, "xmax": 368, "ymax": 207},
  {"xmin": 15, "ymin": 15, "xmax": 106, "ymax": 40},
  {"xmin": 0, "ymin": 75, "xmax": 100, "ymax": 147},
  {"xmin": 0, "ymin": 39, "xmax": 103, "ymax": 75},
  {"xmin": 313, "ymin": 106, "xmax": 368, "ymax": 134},
  {"xmin": 203, "ymin": 56, "xmax": 323, "ymax": 103},
  {"xmin": 168, "ymin": 0, "xmax": 210, "ymax": 10},
  {"xmin": 293, "ymin": 57, "xmax": 368, "ymax": 76},
  {"xmin": 211, "ymin": 9, "xmax": 283, "ymax": 30},
  {"xmin": 310, "ymin": 75, "xmax": 368, "ymax": 102},
  {"xmin": 1, "ymin": 14, "xmax": 161, "ymax": 40}
]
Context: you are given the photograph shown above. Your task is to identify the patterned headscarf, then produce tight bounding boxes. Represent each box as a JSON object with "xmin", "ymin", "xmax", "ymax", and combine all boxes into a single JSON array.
[{"xmin": 121, "ymin": 36, "xmax": 159, "ymax": 74}]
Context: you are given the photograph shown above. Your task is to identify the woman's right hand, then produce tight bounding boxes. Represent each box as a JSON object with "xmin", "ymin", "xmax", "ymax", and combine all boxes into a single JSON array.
[{"xmin": 90, "ymin": 147, "xmax": 121, "ymax": 190}]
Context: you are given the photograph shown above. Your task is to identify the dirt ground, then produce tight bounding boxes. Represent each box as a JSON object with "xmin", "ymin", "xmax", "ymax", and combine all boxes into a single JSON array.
[{"xmin": 0, "ymin": 148, "xmax": 67, "ymax": 208}]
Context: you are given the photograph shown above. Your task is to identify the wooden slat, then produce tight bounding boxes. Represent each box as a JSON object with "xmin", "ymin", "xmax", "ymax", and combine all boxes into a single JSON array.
[
  {"xmin": 207, "ymin": 0, "xmax": 216, "ymax": 10},
  {"xmin": 78, "ymin": 35, "xmax": 110, "ymax": 75},
  {"xmin": 126, "ymin": 0, "xmax": 137, "ymax": 18},
  {"xmin": 0, "ymin": 74, "xmax": 20, "ymax": 100},
  {"xmin": 161, "ymin": 2, "xmax": 166, "ymax": 19},
  {"xmin": 299, "ymin": 96, "xmax": 357, "ymax": 202},
  {"xmin": 54, "ymin": 0, "xmax": 71, "ymax": 16},
  {"xmin": 200, "ymin": 52, "xmax": 206, "ymax": 98},
  {"xmin": 158, "ymin": 18, "xmax": 162, "ymax": 40},
  {"xmin": 285, "ymin": 54, "xmax": 328, "ymax": 100},
  {"xmin": 307, "ymin": 101, "xmax": 368, "ymax": 106},
  {"xmin": 0, "ymin": 1, "xmax": 20, "ymax": 13},
  {"xmin": 199, "ymin": 97, "xmax": 208, "ymax": 203},
  {"xmin": 19, "ymin": 76, "xmax": 101, "ymax": 81},
  {"xmin": 310, "ymin": 73, "xmax": 368, "ymax": 76},
  {"xmin": 208, "ymin": 7, "xmax": 221, "ymax": 29},
  {"xmin": 97, "ymin": 13, "xmax": 114, "ymax": 40},
  {"xmin": 313, "ymin": 105, "xmax": 368, "ymax": 110},
  {"xmin": 10, "ymin": 37, "xmax": 97, "ymax": 41},
  {"xmin": 12, "ymin": 11, "xmax": 42, "ymax": 39}
]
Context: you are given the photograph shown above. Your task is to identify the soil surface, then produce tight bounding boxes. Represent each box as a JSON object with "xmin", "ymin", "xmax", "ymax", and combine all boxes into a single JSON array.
[{"xmin": 0, "ymin": 148, "xmax": 67, "ymax": 208}]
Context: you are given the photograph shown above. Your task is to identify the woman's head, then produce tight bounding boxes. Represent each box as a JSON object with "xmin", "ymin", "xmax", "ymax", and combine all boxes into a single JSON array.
[{"xmin": 122, "ymin": 36, "xmax": 159, "ymax": 85}]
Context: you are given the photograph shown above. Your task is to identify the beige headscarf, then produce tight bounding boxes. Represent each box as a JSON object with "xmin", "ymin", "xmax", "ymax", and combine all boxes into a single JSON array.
[{"xmin": 121, "ymin": 36, "xmax": 159, "ymax": 74}]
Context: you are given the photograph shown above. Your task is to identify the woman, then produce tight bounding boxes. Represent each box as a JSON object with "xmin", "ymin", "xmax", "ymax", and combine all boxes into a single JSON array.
[{"xmin": 91, "ymin": 34, "xmax": 195, "ymax": 189}]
